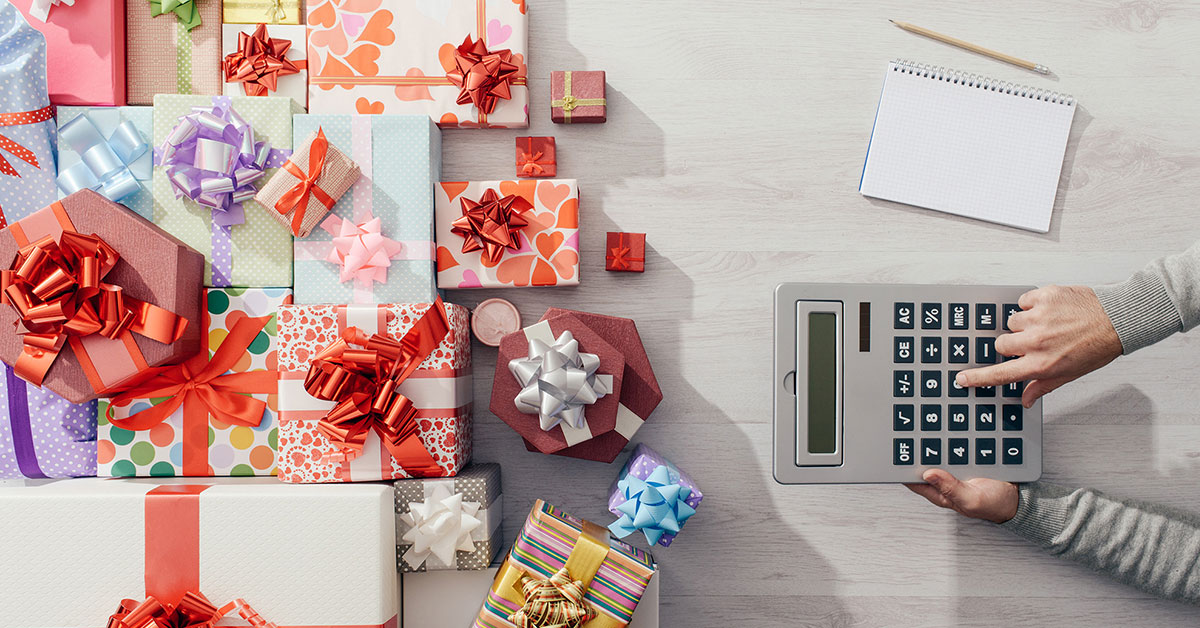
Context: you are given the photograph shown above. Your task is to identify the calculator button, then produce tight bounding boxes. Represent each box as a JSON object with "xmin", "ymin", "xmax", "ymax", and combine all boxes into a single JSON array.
[
  {"xmin": 920, "ymin": 337, "xmax": 942, "ymax": 363},
  {"xmin": 920, "ymin": 404, "xmax": 941, "ymax": 431},
  {"xmin": 920, "ymin": 438, "xmax": 942, "ymax": 465},
  {"xmin": 975, "ymin": 383, "xmax": 996, "ymax": 398},
  {"xmin": 1002, "ymin": 404, "xmax": 1023, "ymax": 431},
  {"xmin": 948, "ymin": 404, "xmax": 969, "ymax": 431},
  {"xmin": 894, "ymin": 303, "xmax": 915, "ymax": 330},
  {"xmin": 921, "ymin": 303, "xmax": 942, "ymax": 330},
  {"xmin": 975, "ymin": 304, "xmax": 997, "ymax": 330},
  {"xmin": 948, "ymin": 337, "xmax": 969, "ymax": 363},
  {"xmin": 1003, "ymin": 380, "xmax": 1026, "ymax": 398},
  {"xmin": 975, "ymin": 405, "xmax": 996, "ymax": 431},
  {"xmin": 1003, "ymin": 304, "xmax": 1021, "ymax": 331},
  {"xmin": 975, "ymin": 439, "xmax": 997, "ymax": 465},
  {"xmin": 894, "ymin": 371, "xmax": 914, "ymax": 397},
  {"xmin": 920, "ymin": 371, "xmax": 941, "ymax": 397},
  {"xmin": 1002, "ymin": 438, "xmax": 1024, "ymax": 465},
  {"xmin": 893, "ymin": 439, "xmax": 914, "ymax": 465},
  {"xmin": 894, "ymin": 404, "xmax": 915, "ymax": 431},
  {"xmin": 894, "ymin": 337, "xmax": 914, "ymax": 363},
  {"xmin": 947, "ymin": 372, "xmax": 968, "ymax": 397},
  {"xmin": 976, "ymin": 337, "xmax": 997, "ymax": 364},
  {"xmin": 948, "ymin": 438, "xmax": 969, "ymax": 465},
  {"xmin": 949, "ymin": 303, "xmax": 969, "ymax": 330}
]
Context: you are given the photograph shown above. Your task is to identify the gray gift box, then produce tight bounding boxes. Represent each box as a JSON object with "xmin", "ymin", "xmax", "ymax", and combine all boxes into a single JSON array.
[{"xmin": 394, "ymin": 463, "xmax": 503, "ymax": 572}]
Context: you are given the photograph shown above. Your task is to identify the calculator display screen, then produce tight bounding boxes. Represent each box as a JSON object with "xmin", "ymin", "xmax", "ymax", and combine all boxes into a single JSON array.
[{"xmin": 807, "ymin": 312, "xmax": 838, "ymax": 453}]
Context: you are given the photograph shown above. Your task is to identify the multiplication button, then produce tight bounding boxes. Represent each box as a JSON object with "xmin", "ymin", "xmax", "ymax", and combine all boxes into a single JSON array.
[{"xmin": 948, "ymin": 337, "xmax": 969, "ymax": 363}]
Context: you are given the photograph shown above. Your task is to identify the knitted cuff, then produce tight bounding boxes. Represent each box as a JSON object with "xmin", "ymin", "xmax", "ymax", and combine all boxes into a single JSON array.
[
  {"xmin": 1092, "ymin": 273, "xmax": 1183, "ymax": 354},
  {"xmin": 1000, "ymin": 482, "xmax": 1073, "ymax": 548}
]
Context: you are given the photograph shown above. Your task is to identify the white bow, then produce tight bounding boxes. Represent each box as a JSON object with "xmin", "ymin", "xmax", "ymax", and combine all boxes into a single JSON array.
[
  {"xmin": 28, "ymin": 0, "xmax": 75, "ymax": 22},
  {"xmin": 509, "ymin": 330, "xmax": 614, "ymax": 432},
  {"xmin": 399, "ymin": 485, "xmax": 483, "ymax": 569}
]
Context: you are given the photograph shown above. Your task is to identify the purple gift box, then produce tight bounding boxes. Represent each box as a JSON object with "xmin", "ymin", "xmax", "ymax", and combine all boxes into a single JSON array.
[
  {"xmin": 0, "ymin": 366, "xmax": 97, "ymax": 478},
  {"xmin": 607, "ymin": 443, "xmax": 702, "ymax": 547}
]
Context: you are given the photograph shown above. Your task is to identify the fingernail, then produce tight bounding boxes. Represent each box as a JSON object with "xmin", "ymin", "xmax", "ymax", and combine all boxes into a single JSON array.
[
  {"xmin": 954, "ymin": 373, "xmax": 965, "ymax": 386},
  {"xmin": 925, "ymin": 473, "xmax": 941, "ymax": 487}
]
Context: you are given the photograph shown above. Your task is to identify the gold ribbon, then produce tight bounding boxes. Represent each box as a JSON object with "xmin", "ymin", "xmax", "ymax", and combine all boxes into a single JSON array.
[{"xmin": 551, "ymin": 72, "xmax": 606, "ymax": 123}]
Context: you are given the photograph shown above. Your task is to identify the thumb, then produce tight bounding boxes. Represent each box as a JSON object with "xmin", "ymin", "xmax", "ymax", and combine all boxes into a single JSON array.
[
  {"xmin": 1022, "ymin": 376, "xmax": 1071, "ymax": 408},
  {"xmin": 924, "ymin": 469, "xmax": 969, "ymax": 509}
]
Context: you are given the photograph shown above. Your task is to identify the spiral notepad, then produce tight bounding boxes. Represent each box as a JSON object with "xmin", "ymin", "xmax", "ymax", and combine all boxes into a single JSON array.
[{"xmin": 860, "ymin": 60, "xmax": 1076, "ymax": 233}]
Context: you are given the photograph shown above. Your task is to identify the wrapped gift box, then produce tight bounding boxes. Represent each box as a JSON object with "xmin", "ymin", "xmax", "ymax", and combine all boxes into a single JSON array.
[
  {"xmin": 491, "ymin": 309, "xmax": 662, "ymax": 463},
  {"xmin": 223, "ymin": 0, "xmax": 301, "ymax": 24},
  {"xmin": 99, "ymin": 288, "xmax": 293, "ymax": 477},
  {"xmin": 256, "ymin": 127, "xmax": 360, "ymax": 238},
  {"xmin": 0, "ymin": 478, "xmax": 398, "ymax": 628},
  {"xmin": 435, "ymin": 179, "xmax": 579, "ymax": 289},
  {"xmin": 152, "ymin": 94, "xmax": 301, "ymax": 287},
  {"xmin": 293, "ymin": 114, "xmax": 441, "ymax": 305},
  {"xmin": 515, "ymin": 136, "xmax": 555, "ymax": 178},
  {"xmin": 606, "ymin": 232, "xmax": 646, "ymax": 273},
  {"xmin": 608, "ymin": 444, "xmax": 703, "ymax": 547},
  {"xmin": 0, "ymin": 4, "xmax": 57, "ymax": 227},
  {"xmin": 277, "ymin": 301, "xmax": 473, "ymax": 483},
  {"xmin": 127, "ymin": 0, "xmax": 222, "ymax": 105},
  {"xmin": 475, "ymin": 499, "xmax": 657, "ymax": 628},
  {"xmin": 551, "ymin": 70, "xmax": 607, "ymax": 124},
  {"xmin": 10, "ymin": 0, "xmax": 124, "ymax": 105},
  {"xmin": 0, "ymin": 190, "xmax": 205, "ymax": 404},
  {"xmin": 396, "ymin": 463, "xmax": 502, "ymax": 573},
  {"xmin": 56, "ymin": 107, "xmax": 155, "ymax": 220},
  {"xmin": 0, "ymin": 370, "xmax": 96, "ymax": 479},
  {"xmin": 307, "ymin": 0, "xmax": 528, "ymax": 128},
  {"xmin": 222, "ymin": 23, "xmax": 308, "ymax": 109}
]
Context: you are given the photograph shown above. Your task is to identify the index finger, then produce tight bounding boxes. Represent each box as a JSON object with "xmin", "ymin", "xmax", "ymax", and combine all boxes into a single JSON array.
[{"xmin": 956, "ymin": 358, "xmax": 1035, "ymax": 388}]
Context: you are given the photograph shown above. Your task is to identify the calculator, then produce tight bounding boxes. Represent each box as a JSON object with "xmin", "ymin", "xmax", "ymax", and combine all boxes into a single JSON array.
[{"xmin": 773, "ymin": 284, "xmax": 1042, "ymax": 484}]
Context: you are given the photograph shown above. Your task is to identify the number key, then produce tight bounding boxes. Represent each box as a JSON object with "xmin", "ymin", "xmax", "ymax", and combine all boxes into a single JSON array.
[
  {"xmin": 921, "ymin": 337, "xmax": 942, "ymax": 363},
  {"xmin": 894, "ymin": 302, "xmax": 915, "ymax": 330},
  {"xmin": 948, "ymin": 438, "xmax": 969, "ymax": 465},
  {"xmin": 975, "ymin": 304, "xmax": 997, "ymax": 330},
  {"xmin": 947, "ymin": 371, "xmax": 968, "ymax": 397},
  {"xmin": 920, "ymin": 404, "xmax": 941, "ymax": 431},
  {"xmin": 921, "ymin": 303, "xmax": 942, "ymax": 330},
  {"xmin": 976, "ymin": 438, "xmax": 997, "ymax": 465},
  {"xmin": 920, "ymin": 438, "xmax": 942, "ymax": 465},
  {"xmin": 921, "ymin": 371, "xmax": 941, "ymax": 397},
  {"xmin": 894, "ymin": 404, "xmax": 915, "ymax": 431},
  {"xmin": 894, "ymin": 336, "xmax": 914, "ymax": 363},
  {"xmin": 1002, "ymin": 438, "xmax": 1023, "ymax": 465},
  {"xmin": 975, "ymin": 405, "xmax": 996, "ymax": 431},
  {"xmin": 948, "ymin": 404, "xmax": 969, "ymax": 431}
]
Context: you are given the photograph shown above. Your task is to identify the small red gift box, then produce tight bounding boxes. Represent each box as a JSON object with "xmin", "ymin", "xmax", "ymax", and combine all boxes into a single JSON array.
[
  {"xmin": 606, "ymin": 232, "xmax": 645, "ymax": 273},
  {"xmin": 515, "ymin": 136, "xmax": 556, "ymax": 178},
  {"xmin": 551, "ymin": 71, "xmax": 607, "ymax": 124}
]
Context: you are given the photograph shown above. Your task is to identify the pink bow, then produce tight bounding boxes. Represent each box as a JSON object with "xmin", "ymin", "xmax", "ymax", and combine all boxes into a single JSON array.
[{"xmin": 321, "ymin": 212, "xmax": 403, "ymax": 288}]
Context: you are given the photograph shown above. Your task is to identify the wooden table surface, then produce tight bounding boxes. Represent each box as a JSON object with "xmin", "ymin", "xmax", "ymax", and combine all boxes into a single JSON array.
[{"xmin": 440, "ymin": 1, "xmax": 1200, "ymax": 625}]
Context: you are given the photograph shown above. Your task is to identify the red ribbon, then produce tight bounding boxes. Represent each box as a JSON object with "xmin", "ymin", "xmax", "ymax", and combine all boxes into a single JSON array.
[
  {"xmin": 606, "ymin": 234, "xmax": 644, "ymax": 272},
  {"xmin": 0, "ymin": 202, "xmax": 189, "ymax": 390},
  {"xmin": 303, "ymin": 298, "xmax": 451, "ymax": 476},
  {"xmin": 223, "ymin": 23, "xmax": 305, "ymax": 97},
  {"xmin": 0, "ymin": 105, "xmax": 52, "ymax": 178},
  {"xmin": 450, "ymin": 188, "xmax": 533, "ymax": 265},
  {"xmin": 518, "ymin": 138, "xmax": 553, "ymax": 176},
  {"xmin": 446, "ymin": 35, "xmax": 520, "ymax": 115},
  {"xmin": 274, "ymin": 127, "xmax": 336, "ymax": 236},
  {"xmin": 108, "ymin": 592, "xmax": 277, "ymax": 628}
]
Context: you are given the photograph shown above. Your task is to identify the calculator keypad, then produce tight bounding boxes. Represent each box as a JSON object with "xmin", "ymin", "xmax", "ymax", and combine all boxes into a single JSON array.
[{"xmin": 891, "ymin": 301, "xmax": 1030, "ymax": 469}]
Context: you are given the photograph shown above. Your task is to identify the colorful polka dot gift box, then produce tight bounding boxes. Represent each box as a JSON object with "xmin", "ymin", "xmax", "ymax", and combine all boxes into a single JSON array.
[
  {"xmin": 98, "ymin": 288, "xmax": 292, "ymax": 477},
  {"xmin": 0, "ymin": 367, "xmax": 96, "ymax": 479}
]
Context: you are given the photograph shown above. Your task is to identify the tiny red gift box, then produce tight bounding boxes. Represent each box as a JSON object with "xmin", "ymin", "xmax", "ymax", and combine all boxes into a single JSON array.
[
  {"xmin": 606, "ymin": 232, "xmax": 646, "ymax": 273},
  {"xmin": 550, "ymin": 70, "xmax": 607, "ymax": 124},
  {"xmin": 515, "ymin": 136, "xmax": 556, "ymax": 178}
]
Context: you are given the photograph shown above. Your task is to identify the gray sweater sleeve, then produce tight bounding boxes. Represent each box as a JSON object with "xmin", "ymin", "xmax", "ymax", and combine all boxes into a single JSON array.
[
  {"xmin": 1001, "ymin": 481, "xmax": 1200, "ymax": 604},
  {"xmin": 1093, "ymin": 242, "xmax": 1200, "ymax": 353}
]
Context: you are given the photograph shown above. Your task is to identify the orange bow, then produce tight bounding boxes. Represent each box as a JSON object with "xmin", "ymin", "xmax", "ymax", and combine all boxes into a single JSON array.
[
  {"xmin": 222, "ymin": 23, "xmax": 305, "ymax": 97},
  {"xmin": 446, "ymin": 35, "xmax": 520, "ymax": 115},
  {"xmin": 274, "ymin": 127, "xmax": 336, "ymax": 236},
  {"xmin": 303, "ymin": 298, "xmax": 450, "ymax": 476},
  {"xmin": 450, "ymin": 189, "xmax": 533, "ymax": 265},
  {"xmin": 108, "ymin": 592, "xmax": 275, "ymax": 628}
]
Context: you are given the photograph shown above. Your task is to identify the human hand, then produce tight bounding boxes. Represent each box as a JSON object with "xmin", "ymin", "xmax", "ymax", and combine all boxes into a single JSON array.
[
  {"xmin": 905, "ymin": 469, "xmax": 1018, "ymax": 523},
  {"xmin": 955, "ymin": 285, "xmax": 1122, "ymax": 408}
]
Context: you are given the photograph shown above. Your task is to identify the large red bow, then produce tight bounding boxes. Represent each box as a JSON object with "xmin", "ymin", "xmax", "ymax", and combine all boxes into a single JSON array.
[
  {"xmin": 450, "ymin": 188, "xmax": 533, "ymax": 265},
  {"xmin": 108, "ymin": 592, "xmax": 275, "ymax": 628},
  {"xmin": 303, "ymin": 299, "xmax": 451, "ymax": 476},
  {"xmin": 0, "ymin": 226, "xmax": 188, "ymax": 389},
  {"xmin": 274, "ymin": 127, "xmax": 335, "ymax": 236},
  {"xmin": 446, "ymin": 36, "xmax": 520, "ymax": 115},
  {"xmin": 222, "ymin": 23, "xmax": 305, "ymax": 97}
]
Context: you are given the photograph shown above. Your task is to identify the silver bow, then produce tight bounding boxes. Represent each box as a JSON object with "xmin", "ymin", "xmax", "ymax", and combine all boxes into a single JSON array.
[{"xmin": 509, "ymin": 330, "xmax": 614, "ymax": 432}]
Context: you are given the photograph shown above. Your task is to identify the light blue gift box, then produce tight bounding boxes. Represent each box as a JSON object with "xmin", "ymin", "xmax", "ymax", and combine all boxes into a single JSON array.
[
  {"xmin": 56, "ymin": 107, "xmax": 154, "ymax": 221},
  {"xmin": 292, "ymin": 114, "xmax": 441, "ymax": 305},
  {"xmin": 0, "ymin": 4, "xmax": 57, "ymax": 225}
]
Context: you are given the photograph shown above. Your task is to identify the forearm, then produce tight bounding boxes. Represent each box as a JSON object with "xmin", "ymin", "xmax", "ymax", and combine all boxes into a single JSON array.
[
  {"xmin": 1001, "ymin": 481, "xmax": 1200, "ymax": 604},
  {"xmin": 1093, "ymin": 242, "xmax": 1200, "ymax": 353}
]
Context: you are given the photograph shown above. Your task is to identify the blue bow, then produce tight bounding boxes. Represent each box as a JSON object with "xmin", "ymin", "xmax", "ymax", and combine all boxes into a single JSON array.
[
  {"xmin": 609, "ymin": 465, "xmax": 696, "ymax": 546},
  {"xmin": 56, "ymin": 113, "xmax": 151, "ymax": 203}
]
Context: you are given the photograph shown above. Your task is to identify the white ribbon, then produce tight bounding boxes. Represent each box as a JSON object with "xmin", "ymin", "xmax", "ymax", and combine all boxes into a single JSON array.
[
  {"xmin": 399, "ymin": 484, "xmax": 483, "ymax": 570},
  {"xmin": 28, "ymin": 0, "xmax": 74, "ymax": 21},
  {"xmin": 509, "ymin": 330, "xmax": 614, "ymax": 432}
]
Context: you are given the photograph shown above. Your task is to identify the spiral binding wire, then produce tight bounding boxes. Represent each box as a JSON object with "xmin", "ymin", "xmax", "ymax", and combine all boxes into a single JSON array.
[{"xmin": 892, "ymin": 59, "xmax": 1075, "ymax": 106}]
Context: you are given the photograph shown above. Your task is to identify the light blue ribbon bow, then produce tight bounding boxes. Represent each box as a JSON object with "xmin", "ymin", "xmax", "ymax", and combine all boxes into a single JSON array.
[
  {"xmin": 56, "ymin": 113, "xmax": 152, "ymax": 203},
  {"xmin": 609, "ymin": 465, "xmax": 697, "ymax": 546}
]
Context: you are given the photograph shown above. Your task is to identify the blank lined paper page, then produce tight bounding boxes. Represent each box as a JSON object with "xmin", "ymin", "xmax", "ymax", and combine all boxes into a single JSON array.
[{"xmin": 860, "ymin": 61, "xmax": 1076, "ymax": 233}]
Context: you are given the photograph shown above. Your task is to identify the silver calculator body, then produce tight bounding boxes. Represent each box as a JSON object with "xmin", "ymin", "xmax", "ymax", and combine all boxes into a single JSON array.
[{"xmin": 773, "ymin": 283, "xmax": 1042, "ymax": 484}]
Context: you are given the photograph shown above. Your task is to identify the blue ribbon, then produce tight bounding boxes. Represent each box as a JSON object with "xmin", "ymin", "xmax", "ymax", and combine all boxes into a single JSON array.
[
  {"xmin": 5, "ymin": 365, "xmax": 46, "ymax": 479},
  {"xmin": 609, "ymin": 464, "xmax": 696, "ymax": 546},
  {"xmin": 56, "ymin": 112, "xmax": 152, "ymax": 203}
]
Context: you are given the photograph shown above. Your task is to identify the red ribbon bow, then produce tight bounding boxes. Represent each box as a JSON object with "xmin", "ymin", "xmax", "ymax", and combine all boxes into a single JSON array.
[
  {"xmin": 222, "ymin": 23, "xmax": 305, "ymax": 97},
  {"xmin": 446, "ymin": 35, "xmax": 520, "ymax": 115},
  {"xmin": 0, "ymin": 222, "xmax": 188, "ymax": 389},
  {"xmin": 274, "ymin": 127, "xmax": 336, "ymax": 236},
  {"xmin": 450, "ymin": 188, "xmax": 533, "ymax": 265},
  {"xmin": 303, "ymin": 298, "xmax": 451, "ymax": 476},
  {"xmin": 108, "ymin": 593, "xmax": 275, "ymax": 628}
]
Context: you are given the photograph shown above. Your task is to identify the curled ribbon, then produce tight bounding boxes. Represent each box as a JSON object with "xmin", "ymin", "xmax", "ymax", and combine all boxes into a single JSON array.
[
  {"xmin": 399, "ymin": 484, "xmax": 483, "ymax": 570},
  {"xmin": 450, "ymin": 188, "xmax": 532, "ymax": 265},
  {"xmin": 508, "ymin": 567, "xmax": 597, "ymax": 628},
  {"xmin": 57, "ymin": 113, "xmax": 152, "ymax": 203},
  {"xmin": 446, "ymin": 36, "xmax": 521, "ymax": 115},
  {"xmin": 274, "ymin": 127, "xmax": 335, "ymax": 236},
  {"xmin": 323, "ymin": 212, "xmax": 403, "ymax": 288},
  {"xmin": 108, "ymin": 592, "xmax": 275, "ymax": 628},
  {"xmin": 0, "ymin": 222, "xmax": 189, "ymax": 389},
  {"xmin": 302, "ymin": 298, "xmax": 450, "ymax": 475},
  {"xmin": 509, "ymin": 330, "xmax": 613, "ymax": 433},
  {"xmin": 608, "ymin": 465, "xmax": 697, "ymax": 546},
  {"xmin": 159, "ymin": 101, "xmax": 272, "ymax": 227},
  {"xmin": 148, "ymin": 0, "xmax": 201, "ymax": 31},
  {"xmin": 519, "ymin": 152, "xmax": 545, "ymax": 176},
  {"xmin": 222, "ymin": 23, "xmax": 305, "ymax": 98},
  {"xmin": 27, "ymin": 0, "xmax": 74, "ymax": 22}
]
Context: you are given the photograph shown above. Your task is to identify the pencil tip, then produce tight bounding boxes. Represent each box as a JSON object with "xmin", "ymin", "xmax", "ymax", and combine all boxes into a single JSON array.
[{"xmin": 889, "ymin": 19, "xmax": 896, "ymax": 23}]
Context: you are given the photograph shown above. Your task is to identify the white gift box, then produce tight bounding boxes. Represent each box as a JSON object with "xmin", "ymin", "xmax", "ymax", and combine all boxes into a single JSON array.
[
  {"xmin": 0, "ymin": 478, "xmax": 398, "ymax": 628},
  {"xmin": 222, "ymin": 23, "xmax": 309, "ymax": 109}
]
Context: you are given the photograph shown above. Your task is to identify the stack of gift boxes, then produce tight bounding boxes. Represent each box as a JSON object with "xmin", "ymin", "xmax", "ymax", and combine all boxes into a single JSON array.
[{"xmin": 0, "ymin": 1, "xmax": 676, "ymax": 626}]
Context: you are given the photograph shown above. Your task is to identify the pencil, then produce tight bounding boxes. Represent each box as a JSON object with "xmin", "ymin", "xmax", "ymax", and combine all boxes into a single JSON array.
[{"xmin": 890, "ymin": 20, "xmax": 1050, "ymax": 75}]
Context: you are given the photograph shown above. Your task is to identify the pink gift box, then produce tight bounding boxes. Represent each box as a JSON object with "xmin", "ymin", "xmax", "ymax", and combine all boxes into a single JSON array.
[{"xmin": 10, "ymin": 0, "xmax": 125, "ymax": 105}]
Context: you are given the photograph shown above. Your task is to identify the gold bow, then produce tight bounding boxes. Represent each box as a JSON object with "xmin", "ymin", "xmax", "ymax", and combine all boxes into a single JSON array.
[
  {"xmin": 551, "ymin": 72, "xmax": 606, "ymax": 123},
  {"xmin": 509, "ymin": 567, "xmax": 596, "ymax": 628}
]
